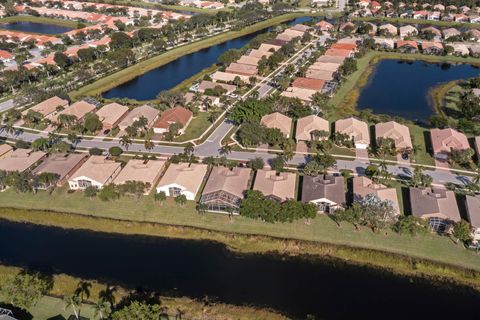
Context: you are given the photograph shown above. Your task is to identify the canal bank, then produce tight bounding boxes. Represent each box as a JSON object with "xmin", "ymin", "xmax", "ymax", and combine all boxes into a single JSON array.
[
  {"xmin": 70, "ymin": 12, "xmax": 321, "ymax": 100},
  {"xmin": 0, "ymin": 218, "xmax": 479, "ymax": 319},
  {"xmin": 0, "ymin": 16, "xmax": 79, "ymax": 30}
]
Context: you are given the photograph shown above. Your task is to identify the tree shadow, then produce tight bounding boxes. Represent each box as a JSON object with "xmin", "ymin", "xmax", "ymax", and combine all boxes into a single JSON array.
[
  {"xmin": 401, "ymin": 186, "xmax": 412, "ymax": 216},
  {"xmin": 46, "ymin": 316, "xmax": 66, "ymax": 320}
]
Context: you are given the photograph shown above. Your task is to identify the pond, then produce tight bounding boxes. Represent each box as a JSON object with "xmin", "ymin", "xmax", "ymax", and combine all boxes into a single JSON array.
[
  {"xmin": 102, "ymin": 16, "xmax": 313, "ymax": 100},
  {"xmin": 0, "ymin": 220, "xmax": 478, "ymax": 319},
  {"xmin": 0, "ymin": 21, "xmax": 74, "ymax": 34},
  {"xmin": 357, "ymin": 59, "xmax": 480, "ymax": 121}
]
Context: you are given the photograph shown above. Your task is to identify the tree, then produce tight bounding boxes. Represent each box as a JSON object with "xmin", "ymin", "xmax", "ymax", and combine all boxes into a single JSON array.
[
  {"xmin": 392, "ymin": 215, "xmax": 428, "ymax": 236},
  {"xmin": 219, "ymin": 143, "xmax": 232, "ymax": 156},
  {"xmin": 154, "ymin": 191, "xmax": 166, "ymax": 206},
  {"xmin": 410, "ymin": 166, "xmax": 432, "ymax": 187},
  {"xmin": 449, "ymin": 149, "xmax": 474, "ymax": 168},
  {"xmin": 247, "ymin": 157, "xmax": 264, "ymax": 170},
  {"xmin": 111, "ymin": 301, "xmax": 161, "ymax": 320},
  {"xmin": 109, "ymin": 146, "xmax": 123, "ymax": 157},
  {"xmin": 64, "ymin": 293, "xmax": 82, "ymax": 320},
  {"xmin": 54, "ymin": 52, "xmax": 71, "ymax": 69},
  {"xmin": 1, "ymin": 271, "xmax": 51, "ymax": 309},
  {"xmin": 117, "ymin": 181, "xmax": 149, "ymax": 201},
  {"xmin": 184, "ymin": 142, "xmax": 195, "ymax": 155},
  {"xmin": 453, "ymin": 220, "xmax": 473, "ymax": 245},
  {"xmin": 89, "ymin": 147, "xmax": 103, "ymax": 156},
  {"xmin": 31, "ymin": 137, "xmax": 50, "ymax": 152},
  {"xmin": 84, "ymin": 186, "xmax": 98, "ymax": 198},
  {"xmin": 83, "ymin": 113, "xmax": 103, "ymax": 133},
  {"xmin": 358, "ymin": 194, "xmax": 398, "ymax": 231},
  {"xmin": 314, "ymin": 154, "xmax": 336, "ymax": 176},
  {"xmin": 98, "ymin": 184, "xmax": 120, "ymax": 201},
  {"xmin": 334, "ymin": 203, "xmax": 363, "ymax": 229},
  {"xmin": 174, "ymin": 194, "xmax": 187, "ymax": 206},
  {"xmin": 36, "ymin": 172, "xmax": 60, "ymax": 193},
  {"xmin": 119, "ymin": 134, "xmax": 132, "ymax": 150},
  {"xmin": 270, "ymin": 154, "xmax": 285, "ymax": 172},
  {"xmin": 340, "ymin": 57, "xmax": 357, "ymax": 76},
  {"xmin": 93, "ymin": 300, "xmax": 112, "ymax": 320}
]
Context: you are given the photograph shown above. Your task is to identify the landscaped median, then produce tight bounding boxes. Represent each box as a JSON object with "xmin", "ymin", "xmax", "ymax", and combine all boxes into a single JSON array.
[
  {"xmin": 69, "ymin": 12, "xmax": 323, "ymax": 99},
  {"xmin": 0, "ymin": 188, "xmax": 480, "ymax": 289}
]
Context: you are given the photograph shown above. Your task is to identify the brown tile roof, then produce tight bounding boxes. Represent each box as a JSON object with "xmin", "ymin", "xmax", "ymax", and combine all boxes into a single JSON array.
[
  {"xmin": 25, "ymin": 96, "xmax": 69, "ymax": 117},
  {"xmin": 296, "ymin": 115, "xmax": 329, "ymax": 141},
  {"xmin": 301, "ymin": 175, "xmax": 346, "ymax": 206},
  {"xmin": 203, "ymin": 166, "xmax": 251, "ymax": 198},
  {"xmin": 305, "ymin": 70, "xmax": 335, "ymax": 81},
  {"xmin": 70, "ymin": 156, "xmax": 122, "ymax": 186},
  {"xmin": 309, "ymin": 62, "xmax": 341, "ymax": 72},
  {"xmin": 258, "ymin": 43, "xmax": 281, "ymax": 52},
  {"xmin": 353, "ymin": 176, "xmax": 400, "ymax": 215},
  {"xmin": 265, "ymin": 39, "xmax": 289, "ymax": 47},
  {"xmin": 0, "ymin": 149, "xmax": 46, "ymax": 172},
  {"xmin": 225, "ymin": 62, "xmax": 258, "ymax": 76},
  {"xmin": 0, "ymin": 144, "xmax": 13, "ymax": 158},
  {"xmin": 335, "ymin": 117, "xmax": 370, "ymax": 146},
  {"xmin": 421, "ymin": 41, "xmax": 444, "ymax": 51},
  {"xmin": 32, "ymin": 153, "xmax": 88, "ymax": 184},
  {"xmin": 49, "ymin": 100, "xmax": 96, "ymax": 122},
  {"xmin": 113, "ymin": 159, "xmax": 166, "ymax": 192},
  {"xmin": 153, "ymin": 106, "xmax": 193, "ymax": 131},
  {"xmin": 158, "ymin": 162, "xmax": 208, "ymax": 194},
  {"xmin": 396, "ymin": 40, "xmax": 419, "ymax": 49},
  {"xmin": 280, "ymin": 87, "xmax": 317, "ymax": 102},
  {"xmin": 96, "ymin": 103, "xmax": 129, "ymax": 128},
  {"xmin": 409, "ymin": 187, "xmax": 460, "ymax": 222},
  {"xmin": 237, "ymin": 55, "xmax": 261, "ymax": 66},
  {"xmin": 331, "ymin": 43, "xmax": 357, "ymax": 51},
  {"xmin": 260, "ymin": 112, "xmax": 292, "ymax": 137},
  {"xmin": 253, "ymin": 169, "xmax": 296, "ymax": 202},
  {"xmin": 465, "ymin": 195, "xmax": 480, "ymax": 228},
  {"xmin": 324, "ymin": 48, "xmax": 353, "ymax": 57},
  {"xmin": 248, "ymin": 49, "xmax": 273, "ymax": 59},
  {"xmin": 375, "ymin": 121, "xmax": 413, "ymax": 150},
  {"xmin": 316, "ymin": 55, "xmax": 346, "ymax": 64},
  {"xmin": 430, "ymin": 128, "xmax": 470, "ymax": 154},
  {"xmin": 316, "ymin": 20, "xmax": 334, "ymax": 31},
  {"xmin": 118, "ymin": 105, "xmax": 160, "ymax": 131},
  {"xmin": 292, "ymin": 77, "xmax": 325, "ymax": 91},
  {"xmin": 198, "ymin": 80, "xmax": 236, "ymax": 93}
]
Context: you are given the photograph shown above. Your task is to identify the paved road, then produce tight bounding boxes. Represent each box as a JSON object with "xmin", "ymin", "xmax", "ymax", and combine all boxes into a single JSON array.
[{"xmin": 0, "ymin": 100, "xmax": 15, "ymax": 113}]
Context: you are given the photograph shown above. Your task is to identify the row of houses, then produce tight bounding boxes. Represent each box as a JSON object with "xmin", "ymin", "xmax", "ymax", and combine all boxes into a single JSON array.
[
  {"xmin": 24, "ymin": 96, "xmax": 194, "ymax": 136},
  {"xmin": 178, "ymin": 0, "xmax": 225, "ymax": 10},
  {"xmin": 374, "ymin": 38, "xmax": 480, "ymax": 57}
]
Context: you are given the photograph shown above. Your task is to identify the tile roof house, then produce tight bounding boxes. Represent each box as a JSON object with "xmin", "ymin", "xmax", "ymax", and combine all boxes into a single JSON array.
[
  {"xmin": 396, "ymin": 40, "xmax": 419, "ymax": 53},
  {"xmin": 375, "ymin": 121, "xmax": 413, "ymax": 150},
  {"xmin": 0, "ymin": 148, "xmax": 46, "ymax": 172},
  {"xmin": 353, "ymin": 176, "xmax": 400, "ymax": 215},
  {"xmin": 409, "ymin": 187, "xmax": 461, "ymax": 232},
  {"xmin": 24, "ymin": 96, "xmax": 69, "ymax": 117},
  {"xmin": 113, "ymin": 159, "xmax": 166, "ymax": 194},
  {"xmin": 324, "ymin": 48, "xmax": 354, "ymax": 58},
  {"xmin": 153, "ymin": 106, "xmax": 193, "ymax": 134},
  {"xmin": 280, "ymin": 87, "xmax": 318, "ymax": 102},
  {"xmin": 379, "ymin": 23, "xmax": 398, "ymax": 36},
  {"xmin": 156, "ymin": 162, "xmax": 208, "ymax": 200},
  {"xmin": 302, "ymin": 175, "xmax": 346, "ymax": 213},
  {"xmin": 0, "ymin": 144, "xmax": 13, "ymax": 160},
  {"xmin": 96, "ymin": 103, "xmax": 129, "ymax": 131},
  {"xmin": 305, "ymin": 69, "xmax": 335, "ymax": 81},
  {"xmin": 465, "ymin": 195, "xmax": 480, "ymax": 244},
  {"xmin": 253, "ymin": 169, "xmax": 296, "ymax": 202},
  {"xmin": 421, "ymin": 26, "xmax": 442, "ymax": 37},
  {"xmin": 236, "ymin": 55, "xmax": 261, "ymax": 66},
  {"xmin": 225, "ymin": 62, "xmax": 258, "ymax": 76},
  {"xmin": 309, "ymin": 62, "xmax": 341, "ymax": 72},
  {"xmin": 68, "ymin": 156, "xmax": 122, "ymax": 190},
  {"xmin": 316, "ymin": 20, "xmax": 334, "ymax": 31},
  {"xmin": 316, "ymin": 55, "xmax": 347, "ymax": 64},
  {"xmin": 335, "ymin": 117, "xmax": 370, "ymax": 149},
  {"xmin": 296, "ymin": 115, "xmax": 329, "ymax": 142},
  {"xmin": 0, "ymin": 49, "xmax": 13, "ymax": 62},
  {"xmin": 292, "ymin": 77, "xmax": 325, "ymax": 91},
  {"xmin": 399, "ymin": 25, "xmax": 418, "ymax": 37},
  {"xmin": 211, "ymin": 71, "xmax": 250, "ymax": 83},
  {"xmin": 374, "ymin": 37, "xmax": 395, "ymax": 49},
  {"xmin": 421, "ymin": 41, "xmax": 444, "ymax": 54},
  {"xmin": 200, "ymin": 166, "xmax": 251, "ymax": 213},
  {"xmin": 430, "ymin": 128, "xmax": 470, "ymax": 160},
  {"xmin": 48, "ymin": 100, "xmax": 97, "ymax": 123},
  {"xmin": 260, "ymin": 112, "xmax": 292, "ymax": 138},
  {"xmin": 449, "ymin": 43, "xmax": 470, "ymax": 56},
  {"xmin": 248, "ymin": 49, "xmax": 273, "ymax": 59},
  {"xmin": 32, "ymin": 153, "xmax": 88, "ymax": 187},
  {"xmin": 258, "ymin": 43, "xmax": 282, "ymax": 52},
  {"xmin": 118, "ymin": 105, "xmax": 160, "ymax": 131},
  {"xmin": 198, "ymin": 80, "xmax": 236, "ymax": 93},
  {"xmin": 467, "ymin": 29, "xmax": 480, "ymax": 42},
  {"xmin": 442, "ymin": 28, "xmax": 461, "ymax": 39}
]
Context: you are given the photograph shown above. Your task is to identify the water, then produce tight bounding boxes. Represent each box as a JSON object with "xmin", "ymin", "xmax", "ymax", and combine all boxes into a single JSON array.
[
  {"xmin": 357, "ymin": 59, "xmax": 480, "ymax": 121},
  {"xmin": 102, "ymin": 16, "xmax": 311, "ymax": 100},
  {"xmin": 0, "ymin": 21, "xmax": 73, "ymax": 34},
  {"xmin": 0, "ymin": 220, "xmax": 478, "ymax": 319}
]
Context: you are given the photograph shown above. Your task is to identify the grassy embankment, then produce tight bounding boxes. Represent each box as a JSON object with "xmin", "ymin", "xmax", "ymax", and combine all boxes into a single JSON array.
[
  {"xmin": 69, "ymin": 12, "xmax": 321, "ymax": 99},
  {"xmin": 1, "ymin": 187, "xmax": 480, "ymax": 288},
  {"xmin": 110, "ymin": 0, "xmax": 231, "ymax": 14},
  {"xmin": 0, "ymin": 16, "xmax": 83, "ymax": 29},
  {"xmin": 0, "ymin": 265, "xmax": 286, "ymax": 320},
  {"xmin": 352, "ymin": 16, "xmax": 480, "ymax": 29}
]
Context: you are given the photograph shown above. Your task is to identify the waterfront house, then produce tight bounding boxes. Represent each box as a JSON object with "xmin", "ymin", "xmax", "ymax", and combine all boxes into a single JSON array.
[
  {"xmin": 353, "ymin": 176, "xmax": 400, "ymax": 215},
  {"xmin": 399, "ymin": 25, "xmax": 418, "ymax": 38},
  {"xmin": 281, "ymin": 87, "xmax": 317, "ymax": 103},
  {"xmin": 316, "ymin": 55, "xmax": 347, "ymax": 64},
  {"xmin": 236, "ymin": 55, "xmax": 261, "ymax": 66},
  {"xmin": 118, "ymin": 105, "xmax": 160, "ymax": 131},
  {"xmin": 152, "ymin": 106, "xmax": 193, "ymax": 135},
  {"xmin": 427, "ymin": 11, "xmax": 441, "ymax": 20},
  {"xmin": 449, "ymin": 43, "xmax": 470, "ymax": 56},
  {"xmin": 379, "ymin": 23, "xmax": 398, "ymax": 36},
  {"xmin": 421, "ymin": 41, "xmax": 444, "ymax": 54},
  {"xmin": 331, "ymin": 42, "xmax": 357, "ymax": 52},
  {"xmin": 96, "ymin": 103, "xmax": 129, "ymax": 132},
  {"xmin": 339, "ymin": 22, "xmax": 356, "ymax": 33},
  {"xmin": 156, "ymin": 162, "xmax": 208, "ymax": 200},
  {"xmin": 430, "ymin": 128, "xmax": 470, "ymax": 161},
  {"xmin": 316, "ymin": 20, "xmax": 334, "ymax": 31},
  {"xmin": 301, "ymin": 175, "xmax": 346, "ymax": 214},
  {"xmin": 113, "ymin": 159, "xmax": 165, "ymax": 194},
  {"xmin": 211, "ymin": 71, "xmax": 250, "ymax": 83},
  {"xmin": 0, "ymin": 144, "xmax": 13, "ymax": 160},
  {"xmin": 258, "ymin": 43, "xmax": 282, "ymax": 52},
  {"xmin": 0, "ymin": 49, "xmax": 13, "ymax": 63},
  {"xmin": 23, "ymin": 96, "xmax": 69, "ymax": 118},
  {"xmin": 305, "ymin": 69, "xmax": 335, "ymax": 81},
  {"xmin": 442, "ymin": 28, "xmax": 461, "ymax": 39},
  {"xmin": 248, "ymin": 49, "xmax": 273, "ymax": 59},
  {"xmin": 309, "ymin": 62, "xmax": 341, "ymax": 73},
  {"xmin": 198, "ymin": 80, "xmax": 236, "ymax": 94},
  {"xmin": 421, "ymin": 26, "xmax": 442, "ymax": 38},
  {"xmin": 200, "ymin": 166, "xmax": 251, "ymax": 213},
  {"xmin": 469, "ymin": 15, "xmax": 480, "ymax": 23},
  {"xmin": 253, "ymin": 169, "xmax": 296, "ymax": 202},
  {"xmin": 413, "ymin": 10, "xmax": 428, "ymax": 19},
  {"xmin": 409, "ymin": 187, "xmax": 460, "ymax": 232},
  {"xmin": 396, "ymin": 40, "xmax": 419, "ymax": 53},
  {"xmin": 465, "ymin": 195, "xmax": 480, "ymax": 244},
  {"xmin": 335, "ymin": 117, "xmax": 370, "ymax": 149},
  {"xmin": 469, "ymin": 44, "xmax": 480, "ymax": 57},
  {"xmin": 324, "ymin": 48, "xmax": 354, "ymax": 58},
  {"xmin": 375, "ymin": 121, "xmax": 413, "ymax": 151},
  {"xmin": 290, "ymin": 24, "xmax": 311, "ymax": 33},
  {"xmin": 374, "ymin": 37, "xmax": 395, "ymax": 50},
  {"xmin": 292, "ymin": 77, "xmax": 325, "ymax": 91},
  {"xmin": 48, "ymin": 100, "xmax": 97, "ymax": 123},
  {"xmin": 68, "ymin": 156, "xmax": 122, "ymax": 190},
  {"xmin": 454, "ymin": 13, "xmax": 469, "ymax": 22},
  {"xmin": 433, "ymin": 4, "xmax": 445, "ymax": 11},
  {"xmin": 260, "ymin": 112, "xmax": 292, "ymax": 138},
  {"xmin": 296, "ymin": 115, "xmax": 329, "ymax": 142},
  {"xmin": 225, "ymin": 62, "xmax": 258, "ymax": 76},
  {"xmin": 467, "ymin": 29, "xmax": 480, "ymax": 42},
  {"xmin": 0, "ymin": 148, "xmax": 46, "ymax": 173},
  {"xmin": 32, "ymin": 153, "xmax": 88, "ymax": 187}
]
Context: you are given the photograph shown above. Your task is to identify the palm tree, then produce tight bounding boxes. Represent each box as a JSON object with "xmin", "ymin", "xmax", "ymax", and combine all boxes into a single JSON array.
[
  {"xmin": 0, "ymin": 123, "xmax": 16, "ymax": 136},
  {"xmin": 119, "ymin": 134, "xmax": 132, "ymax": 150},
  {"xmin": 144, "ymin": 138, "xmax": 155, "ymax": 151},
  {"xmin": 196, "ymin": 203, "xmax": 208, "ymax": 215},
  {"xmin": 67, "ymin": 132, "xmax": 81, "ymax": 147},
  {"xmin": 64, "ymin": 294, "xmax": 81, "ymax": 320},
  {"xmin": 93, "ymin": 300, "xmax": 111, "ymax": 320},
  {"xmin": 219, "ymin": 143, "xmax": 232, "ymax": 156},
  {"xmin": 75, "ymin": 281, "xmax": 92, "ymax": 301},
  {"xmin": 184, "ymin": 142, "xmax": 195, "ymax": 155},
  {"xmin": 48, "ymin": 132, "xmax": 61, "ymax": 145}
]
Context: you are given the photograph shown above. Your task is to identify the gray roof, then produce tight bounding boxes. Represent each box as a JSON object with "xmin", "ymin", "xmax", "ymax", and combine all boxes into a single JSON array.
[
  {"xmin": 409, "ymin": 187, "xmax": 460, "ymax": 222},
  {"xmin": 32, "ymin": 153, "xmax": 88, "ymax": 181},
  {"xmin": 301, "ymin": 175, "xmax": 345, "ymax": 206},
  {"xmin": 465, "ymin": 195, "xmax": 480, "ymax": 228}
]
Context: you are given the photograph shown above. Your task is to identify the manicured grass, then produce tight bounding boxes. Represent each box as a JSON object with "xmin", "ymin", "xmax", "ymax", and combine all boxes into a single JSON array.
[
  {"xmin": 0, "ymin": 16, "xmax": 81, "ymax": 29},
  {"xmin": 1, "ymin": 188, "xmax": 480, "ymax": 276},
  {"xmin": 174, "ymin": 112, "xmax": 211, "ymax": 142},
  {"xmin": 352, "ymin": 16, "xmax": 480, "ymax": 29},
  {"xmin": 407, "ymin": 123, "xmax": 435, "ymax": 166},
  {"xmin": 69, "ymin": 12, "xmax": 321, "ymax": 99}
]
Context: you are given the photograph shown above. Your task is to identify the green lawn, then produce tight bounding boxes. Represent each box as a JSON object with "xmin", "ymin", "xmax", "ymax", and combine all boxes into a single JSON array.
[
  {"xmin": 174, "ymin": 112, "xmax": 211, "ymax": 142},
  {"xmin": 1, "ymin": 188, "xmax": 480, "ymax": 273},
  {"xmin": 0, "ymin": 16, "xmax": 82, "ymax": 29}
]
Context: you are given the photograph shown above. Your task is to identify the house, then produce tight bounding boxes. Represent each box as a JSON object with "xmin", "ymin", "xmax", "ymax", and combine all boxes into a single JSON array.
[
  {"xmin": 24, "ymin": 96, "xmax": 69, "ymax": 117},
  {"xmin": 316, "ymin": 20, "xmax": 334, "ymax": 31},
  {"xmin": 49, "ymin": 100, "xmax": 96, "ymax": 123},
  {"xmin": 449, "ymin": 43, "xmax": 470, "ymax": 56},
  {"xmin": 469, "ymin": 44, "xmax": 480, "ymax": 57},
  {"xmin": 0, "ymin": 149, "xmax": 46, "ymax": 173},
  {"xmin": 373, "ymin": 37, "xmax": 395, "ymax": 49},
  {"xmin": 253, "ymin": 169, "xmax": 296, "ymax": 202},
  {"xmin": 152, "ymin": 106, "xmax": 193, "ymax": 135},
  {"xmin": 211, "ymin": 71, "xmax": 250, "ymax": 83},
  {"xmin": 0, "ymin": 49, "xmax": 13, "ymax": 62},
  {"xmin": 32, "ymin": 153, "xmax": 88, "ymax": 187},
  {"xmin": 68, "ymin": 156, "xmax": 122, "ymax": 190},
  {"xmin": 339, "ymin": 22, "xmax": 356, "ymax": 33},
  {"xmin": 200, "ymin": 166, "xmax": 251, "ymax": 213},
  {"xmin": 305, "ymin": 69, "xmax": 335, "ymax": 81},
  {"xmin": 0, "ymin": 144, "xmax": 13, "ymax": 160},
  {"xmin": 281, "ymin": 87, "xmax": 318, "ymax": 103},
  {"xmin": 379, "ymin": 23, "xmax": 398, "ymax": 36},
  {"xmin": 292, "ymin": 77, "xmax": 325, "ymax": 91},
  {"xmin": 442, "ymin": 28, "xmax": 461, "ymax": 39},
  {"xmin": 296, "ymin": 115, "xmax": 329, "ymax": 142},
  {"xmin": 420, "ymin": 41, "xmax": 443, "ymax": 54},
  {"xmin": 248, "ymin": 49, "xmax": 273, "ymax": 59},
  {"xmin": 324, "ymin": 48, "xmax": 354, "ymax": 58},
  {"xmin": 467, "ymin": 29, "xmax": 480, "ymax": 42},
  {"xmin": 399, "ymin": 25, "xmax": 418, "ymax": 37},
  {"xmin": 421, "ymin": 26, "xmax": 442, "ymax": 38},
  {"xmin": 335, "ymin": 117, "xmax": 370, "ymax": 149},
  {"xmin": 465, "ymin": 195, "xmax": 480, "ymax": 244},
  {"xmin": 427, "ymin": 11, "xmax": 441, "ymax": 20},
  {"xmin": 413, "ymin": 10, "xmax": 428, "ymax": 19},
  {"xmin": 309, "ymin": 62, "xmax": 341, "ymax": 72},
  {"xmin": 198, "ymin": 79, "xmax": 241, "ymax": 93},
  {"xmin": 290, "ymin": 24, "xmax": 310, "ymax": 33},
  {"xmin": 96, "ymin": 103, "xmax": 129, "ymax": 131},
  {"xmin": 118, "ymin": 105, "xmax": 160, "ymax": 131},
  {"xmin": 331, "ymin": 42, "xmax": 357, "ymax": 52},
  {"xmin": 353, "ymin": 176, "xmax": 400, "ymax": 215},
  {"xmin": 430, "ymin": 128, "xmax": 470, "ymax": 160},
  {"xmin": 433, "ymin": 4, "xmax": 445, "ymax": 11},
  {"xmin": 375, "ymin": 121, "xmax": 412, "ymax": 151},
  {"xmin": 225, "ymin": 62, "xmax": 258, "ymax": 76},
  {"xmin": 113, "ymin": 159, "xmax": 166, "ymax": 194},
  {"xmin": 301, "ymin": 175, "xmax": 346, "ymax": 213},
  {"xmin": 316, "ymin": 55, "xmax": 347, "ymax": 64},
  {"xmin": 156, "ymin": 162, "xmax": 208, "ymax": 200},
  {"xmin": 258, "ymin": 43, "xmax": 282, "ymax": 52},
  {"xmin": 396, "ymin": 40, "xmax": 419, "ymax": 53},
  {"xmin": 469, "ymin": 15, "xmax": 480, "ymax": 24},
  {"xmin": 454, "ymin": 13, "xmax": 469, "ymax": 22},
  {"xmin": 260, "ymin": 112, "xmax": 292, "ymax": 138},
  {"xmin": 237, "ymin": 55, "xmax": 261, "ymax": 66},
  {"xmin": 409, "ymin": 187, "xmax": 461, "ymax": 232}
]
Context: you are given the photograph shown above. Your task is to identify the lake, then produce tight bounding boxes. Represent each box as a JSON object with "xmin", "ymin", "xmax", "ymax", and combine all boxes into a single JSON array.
[
  {"xmin": 0, "ymin": 21, "xmax": 74, "ymax": 34},
  {"xmin": 102, "ymin": 17, "xmax": 314, "ymax": 100},
  {"xmin": 0, "ymin": 220, "xmax": 478, "ymax": 319},
  {"xmin": 357, "ymin": 59, "xmax": 480, "ymax": 121}
]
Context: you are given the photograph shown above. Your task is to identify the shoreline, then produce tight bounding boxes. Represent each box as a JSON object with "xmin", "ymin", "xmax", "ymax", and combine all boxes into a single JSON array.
[
  {"xmin": 0, "ymin": 16, "xmax": 82, "ymax": 29},
  {"xmin": 0, "ymin": 207, "xmax": 479, "ymax": 291}
]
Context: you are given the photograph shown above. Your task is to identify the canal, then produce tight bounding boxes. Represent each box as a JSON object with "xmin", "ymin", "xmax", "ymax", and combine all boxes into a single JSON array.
[
  {"xmin": 0, "ymin": 21, "xmax": 74, "ymax": 34},
  {"xmin": 357, "ymin": 59, "xmax": 480, "ymax": 121},
  {"xmin": 102, "ymin": 16, "xmax": 314, "ymax": 100},
  {"xmin": 0, "ymin": 220, "xmax": 478, "ymax": 319}
]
